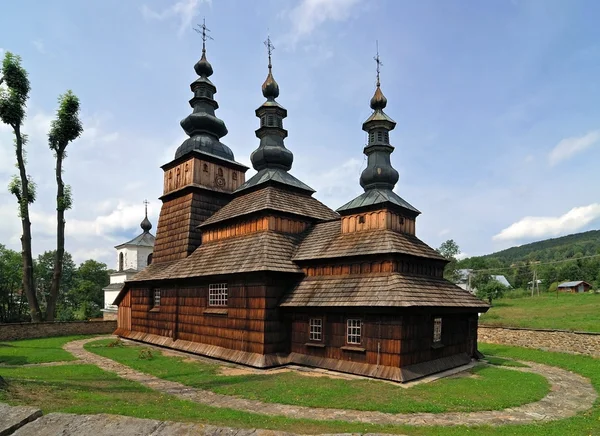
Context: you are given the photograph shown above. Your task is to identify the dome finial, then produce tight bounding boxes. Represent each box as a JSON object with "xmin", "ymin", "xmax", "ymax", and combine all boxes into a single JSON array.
[
  {"xmin": 140, "ymin": 199, "xmax": 152, "ymax": 232},
  {"xmin": 370, "ymin": 40, "xmax": 387, "ymax": 110},
  {"xmin": 193, "ymin": 18, "xmax": 214, "ymax": 77},
  {"xmin": 262, "ymin": 35, "xmax": 279, "ymax": 99}
]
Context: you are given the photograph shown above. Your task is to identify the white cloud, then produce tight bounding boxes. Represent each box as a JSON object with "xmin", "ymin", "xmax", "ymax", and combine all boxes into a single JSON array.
[
  {"xmin": 285, "ymin": 0, "xmax": 361, "ymax": 44},
  {"xmin": 141, "ymin": 0, "xmax": 211, "ymax": 37},
  {"xmin": 548, "ymin": 130, "xmax": 600, "ymax": 166},
  {"xmin": 493, "ymin": 203, "xmax": 600, "ymax": 241}
]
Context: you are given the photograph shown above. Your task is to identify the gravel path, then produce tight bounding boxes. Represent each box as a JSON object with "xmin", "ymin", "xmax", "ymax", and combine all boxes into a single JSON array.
[{"xmin": 63, "ymin": 336, "xmax": 597, "ymax": 427}]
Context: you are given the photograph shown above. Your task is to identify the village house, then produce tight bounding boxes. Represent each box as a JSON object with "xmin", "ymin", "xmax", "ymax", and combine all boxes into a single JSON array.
[
  {"xmin": 557, "ymin": 281, "xmax": 592, "ymax": 293},
  {"xmin": 113, "ymin": 36, "xmax": 489, "ymax": 382}
]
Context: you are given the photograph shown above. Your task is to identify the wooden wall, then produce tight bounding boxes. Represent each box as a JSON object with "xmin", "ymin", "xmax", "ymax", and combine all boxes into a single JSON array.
[
  {"xmin": 341, "ymin": 209, "xmax": 415, "ymax": 235},
  {"xmin": 290, "ymin": 312, "xmax": 478, "ymax": 369},
  {"xmin": 203, "ymin": 215, "xmax": 310, "ymax": 243},
  {"xmin": 124, "ymin": 274, "xmax": 292, "ymax": 356},
  {"xmin": 163, "ymin": 157, "xmax": 245, "ymax": 195},
  {"xmin": 152, "ymin": 190, "xmax": 230, "ymax": 263},
  {"xmin": 303, "ymin": 258, "xmax": 445, "ymax": 278}
]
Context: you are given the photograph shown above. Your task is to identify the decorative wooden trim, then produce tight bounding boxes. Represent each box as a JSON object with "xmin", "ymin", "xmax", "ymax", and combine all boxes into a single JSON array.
[
  {"xmin": 341, "ymin": 209, "xmax": 416, "ymax": 235},
  {"xmin": 163, "ymin": 157, "xmax": 246, "ymax": 196}
]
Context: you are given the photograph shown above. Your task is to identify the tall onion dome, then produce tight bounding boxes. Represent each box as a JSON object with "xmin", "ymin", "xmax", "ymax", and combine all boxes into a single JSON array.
[
  {"xmin": 174, "ymin": 25, "xmax": 235, "ymax": 160},
  {"xmin": 359, "ymin": 65, "xmax": 399, "ymax": 191},
  {"xmin": 250, "ymin": 37, "xmax": 294, "ymax": 171}
]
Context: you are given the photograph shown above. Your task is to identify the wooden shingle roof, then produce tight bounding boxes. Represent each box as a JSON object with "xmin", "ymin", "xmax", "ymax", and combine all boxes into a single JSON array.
[
  {"xmin": 280, "ymin": 273, "xmax": 489, "ymax": 309},
  {"xmin": 201, "ymin": 186, "xmax": 339, "ymax": 227},
  {"xmin": 294, "ymin": 221, "xmax": 446, "ymax": 262},
  {"xmin": 128, "ymin": 230, "xmax": 303, "ymax": 282}
]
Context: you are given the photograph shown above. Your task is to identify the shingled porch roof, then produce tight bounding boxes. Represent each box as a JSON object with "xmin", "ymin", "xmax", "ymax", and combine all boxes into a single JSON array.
[
  {"xmin": 200, "ymin": 185, "xmax": 339, "ymax": 228},
  {"xmin": 293, "ymin": 220, "xmax": 446, "ymax": 262},
  {"xmin": 280, "ymin": 273, "xmax": 489, "ymax": 310}
]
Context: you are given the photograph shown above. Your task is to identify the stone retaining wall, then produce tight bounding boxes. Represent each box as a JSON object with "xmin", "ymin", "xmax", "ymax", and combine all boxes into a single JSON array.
[
  {"xmin": 0, "ymin": 320, "xmax": 117, "ymax": 341},
  {"xmin": 479, "ymin": 325, "xmax": 600, "ymax": 358}
]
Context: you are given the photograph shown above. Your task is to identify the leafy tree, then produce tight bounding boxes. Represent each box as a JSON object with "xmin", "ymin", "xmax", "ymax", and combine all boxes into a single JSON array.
[
  {"xmin": 34, "ymin": 251, "xmax": 76, "ymax": 313},
  {"xmin": 437, "ymin": 239, "xmax": 461, "ymax": 282},
  {"xmin": 473, "ymin": 274, "xmax": 507, "ymax": 305},
  {"xmin": 0, "ymin": 244, "xmax": 28, "ymax": 322},
  {"xmin": 46, "ymin": 91, "xmax": 83, "ymax": 321},
  {"xmin": 70, "ymin": 260, "xmax": 109, "ymax": 318},
  {"xmin": 0, "ymin": 52, "xmax": 41, "ymax": 321}
]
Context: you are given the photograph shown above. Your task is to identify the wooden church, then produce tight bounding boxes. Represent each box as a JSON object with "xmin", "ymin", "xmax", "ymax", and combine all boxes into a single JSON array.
[{"xmin": 113, "ymin": 35, "xmax": 489, "ymax": 382}]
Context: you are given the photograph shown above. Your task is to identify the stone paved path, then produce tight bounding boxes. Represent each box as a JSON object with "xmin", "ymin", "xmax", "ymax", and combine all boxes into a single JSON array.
[{"xmin": 63, "ymin": 336, "xmax": 597, "ymax": 427}]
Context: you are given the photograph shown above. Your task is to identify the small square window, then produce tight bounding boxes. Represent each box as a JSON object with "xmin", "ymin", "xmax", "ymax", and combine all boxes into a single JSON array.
[
  {"xmin": 347, "ymin": 319, "xmax": 362, "ymax": 344},
  {"xmin": 433, "ymin": 317, "xmax": 442, "ymax": 343},
  {"xmin": 209, "ymin": 283, "xmax": 228, "ymax": 306},
  {"xmin": 358, "ymin": 215, "xmax": 366, "ymax": 224},
  {"xmin": 309, "ymin": 318, "xmax": 323, "ymax": 341}
]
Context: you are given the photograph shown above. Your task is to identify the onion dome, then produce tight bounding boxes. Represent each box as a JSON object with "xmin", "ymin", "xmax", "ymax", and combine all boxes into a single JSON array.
[
  {"xmin": 338, "ymin": 44, "xmax": 419, "ymax": 217},
  {"xmin": 236, "ymin": 36, "xmax": 314, "ymax": 194},
  {"xmin": 250, "ymin": 37, "xmax": 293, "ymax": 172},
  {"xmin": 194, "ymin": 50, "xmax": 213, "ymax": 78},
  {"xmin": 140, "ymin": 215, "xmax": 152, "ymax": 233},
  {"xmin": 174, "ymin": 23, "xmax": 235, "ymax": 161},
  {"xmin": 370, "ymin": 83, "xmax": 387, "ymax": 110}
]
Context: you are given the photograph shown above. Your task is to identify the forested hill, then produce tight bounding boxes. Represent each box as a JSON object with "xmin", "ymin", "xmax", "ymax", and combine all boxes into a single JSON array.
[
  {"xmin": 457, "ymin": 229, "xmax": 600, "ymax": 289},
  {"xmin": 481, "ymin": 230, "xmax": 600, "ymax": 264}
]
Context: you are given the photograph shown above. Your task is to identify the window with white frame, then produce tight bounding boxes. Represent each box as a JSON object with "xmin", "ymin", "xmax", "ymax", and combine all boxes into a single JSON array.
[
  {"xmin": 209, "ymin": 283, "xmax": 228, "ymax": 306},
  {"xmin": 346, "ymin": 319, "xmax": 362, "ymax": 344},
  {"xmin": 433, "ymin": 317, "xmax": 442, "ymax": 343},
  {"xmin": 309, "ymin": 318, "xmax": 323, "ymax": 341},
  {"xmin": 153, "ymin": 289, "xmax": 161, "ymax": 308}
]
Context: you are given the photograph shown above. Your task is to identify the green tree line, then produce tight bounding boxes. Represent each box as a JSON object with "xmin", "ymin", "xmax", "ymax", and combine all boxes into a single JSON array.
[{"xmin": 0, "ymin": 244, "xmax": 109, "ymax": 323}]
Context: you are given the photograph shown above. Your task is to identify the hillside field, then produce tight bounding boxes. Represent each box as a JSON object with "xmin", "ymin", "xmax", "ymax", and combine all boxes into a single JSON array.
[{"xmin": 479, "ymin": 292, "xmax": 599, "ymax": 332}]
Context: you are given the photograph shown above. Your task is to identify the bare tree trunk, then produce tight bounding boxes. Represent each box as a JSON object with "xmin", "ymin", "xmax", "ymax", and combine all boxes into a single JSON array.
[
  {"xmin": 14, "ymin": 125, "xmax": 42, "ymax": 322},
  {"xmin": 46, "ymin": 153, "xmax": 64, "ymax": 321}
]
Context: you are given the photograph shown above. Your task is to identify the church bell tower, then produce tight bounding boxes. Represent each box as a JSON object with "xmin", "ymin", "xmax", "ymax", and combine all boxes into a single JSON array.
[{"xmin": 152, "ymin": 21, "xmax": 248, "ymax": 263}]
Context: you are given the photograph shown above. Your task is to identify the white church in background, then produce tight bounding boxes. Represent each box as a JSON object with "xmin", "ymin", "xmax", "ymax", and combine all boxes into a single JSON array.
[{"xmin": 102, "ymin": 203, "xmax": 155, "ymax": 320}]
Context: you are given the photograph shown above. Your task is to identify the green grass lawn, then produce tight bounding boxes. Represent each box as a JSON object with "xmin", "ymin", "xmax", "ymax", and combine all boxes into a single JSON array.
[
  {"xmin": 480, "ymin": 292, "xmax": 600, "ymax": 331},
  {"xmin": 0, "ymin": 336, "xmax": 95, "ymax": 365},
  {"xmin": 0, "ymin": 337, "xmax": 598, "ymax": 435},
  {"xmin": 85, "ymin": 339, "xmax": 548, "ymax": 414}
]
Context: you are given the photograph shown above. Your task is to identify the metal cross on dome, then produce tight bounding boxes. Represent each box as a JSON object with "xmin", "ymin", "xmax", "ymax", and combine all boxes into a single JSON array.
[
  {"xmin": 264, "ymin": 35, "xmax": 275, "ymax": 68},
  {"xmin": 374, "ymin": 40, "xmax": 383, "ymax": 86},
  {"xmin": 195, "ymin": 18, "xmax": 213, "ymax": 53},
  {"xmin": 143, "ymin": 199, "xmax": 149, "ymax": 216}
]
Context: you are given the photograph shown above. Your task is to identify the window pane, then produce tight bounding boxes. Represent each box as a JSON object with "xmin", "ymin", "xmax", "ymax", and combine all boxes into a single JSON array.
[
  {"xmin": 209, "ymin": 283, "xmax": 228, "ymax": 306},
  {"xmin": 347, "ymin": 319, "xmax": 362, "ymax": 344},
  {"xmin": 433, "ymin": 317, "xmax": 442, "ymax": 343},
  {"xmin": 309, "ymin": 318, "xmax": 323, "ymax": 341},
  {"xmin": 153, "ymin": 289, "xmax": 161, "ymax": 307}
]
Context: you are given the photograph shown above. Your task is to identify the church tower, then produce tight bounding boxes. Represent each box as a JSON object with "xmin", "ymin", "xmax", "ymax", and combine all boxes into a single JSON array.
[
  {"xmin": 152, "ymin": 22, "xmax": 248, "ymax": 264},
  {"xmin": 337, "ymin": 45, "xmax": 420, "ymax": 234}
]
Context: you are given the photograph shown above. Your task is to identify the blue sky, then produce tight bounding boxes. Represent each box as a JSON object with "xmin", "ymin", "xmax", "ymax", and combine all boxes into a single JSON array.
[{"xmin": 1, "ymin": 0, "xmax": 599, "ymax": 266}]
